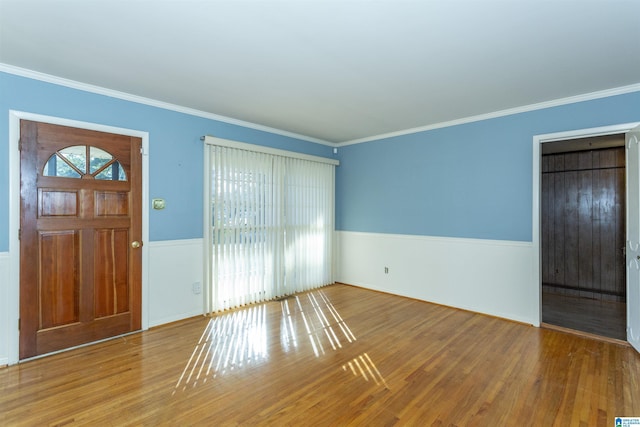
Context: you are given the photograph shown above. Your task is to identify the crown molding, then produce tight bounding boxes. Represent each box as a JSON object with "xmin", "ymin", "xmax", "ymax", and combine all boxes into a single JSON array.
[
  {"xmin": 0, "ymin": 63, "xmax": 334, "ymax": 147},
  {"xmin": 3, "ymin": 63, "xmax": 638, "ymax": 149},
  {"xmin": 337, "ymin": 83, "xmax": 640, "ymax": 147}
]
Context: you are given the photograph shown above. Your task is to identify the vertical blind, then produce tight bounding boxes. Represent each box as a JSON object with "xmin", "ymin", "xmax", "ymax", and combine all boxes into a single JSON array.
[{"xmin": 203, "ymin": 137, "xmax": 337, "ymax": 313}]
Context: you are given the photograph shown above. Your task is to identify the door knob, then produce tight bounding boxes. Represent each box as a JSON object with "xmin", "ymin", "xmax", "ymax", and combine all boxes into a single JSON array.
[{"xmin": 131, "ymin": 241, "xmax": 142, "ymax": 249}]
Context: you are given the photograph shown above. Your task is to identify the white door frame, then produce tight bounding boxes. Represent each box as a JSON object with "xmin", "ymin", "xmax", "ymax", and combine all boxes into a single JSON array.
[
  {"xmin": 7, "ymin": 110, "xmax": 150, "ymax": 365},
  {"xmin": 533, "ymin": 122, "xmax": 640, "ymax": 329}
]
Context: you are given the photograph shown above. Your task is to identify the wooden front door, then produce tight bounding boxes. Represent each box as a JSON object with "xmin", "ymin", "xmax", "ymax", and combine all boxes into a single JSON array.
[{"xmin": 19, "ymin": 120, "xmax": 142, "ymax": 359}]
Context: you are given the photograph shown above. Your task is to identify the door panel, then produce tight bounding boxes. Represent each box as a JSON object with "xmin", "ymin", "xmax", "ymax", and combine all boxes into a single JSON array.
[
  {"xmin": 95, "ymin": 191, "xmax": 129, "ymax": 216},
  {"xmin": 39, "ymin": 231, "xmax": 80, "ymax": 328},
  {"xmin": 40, "ymin": 190, "xmax": 79, "ymax": 216},
  {"xmin": 94, "ymin": 228, "xmax": 130, "ymax": 318},
  {"xmin": 36, "ymin": 314, "xmax": 133, "ymax": 356},
  {"xmin": 19, "ymin": 120, "xmax": 142, "ymax": 359},
  {"xmin": 627, "ymin": 126, "xmax": 640, "ymax": 353}
]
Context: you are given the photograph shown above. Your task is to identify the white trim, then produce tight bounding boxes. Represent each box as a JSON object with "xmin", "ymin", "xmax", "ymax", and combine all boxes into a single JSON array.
[
  {"xmin": 203, "ymin": 135, "xmax": 340, "ymax": 166},
  {"xmin": 339, "ymin": 84, "xmax": 640, "ymax": 147},
  {"xmin": 203, "ymin": 144, "xmax": 212, "ymax": 315},
  {"xmin": 338, "ymin": 230, "xmax": 532, "ymax": 248},
  {"xmin": 4, "ymin": 63, "xmax": 639, "ymax": 149},
  {"xmin": 8, "ymin": 110, "xmax": 150, "ymax": 365},
  {"xmin": 0, "ymin": 63, "xmax": 334, "ymax": 147},
  {"xmin": 147, "ymin": 238, "xmax": 202, "ymax": 248},
  {"xmin": 8, "ymin": 114, "xmax": 20, "ymax": 365},
  {"xmin": 532, "ymin": 122, "xmax": 640, "ymax": 328}
]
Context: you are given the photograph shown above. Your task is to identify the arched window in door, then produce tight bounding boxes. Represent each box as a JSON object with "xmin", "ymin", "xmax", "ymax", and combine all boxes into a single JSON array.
[{"xmin": 43, "ymin": 145, "xmax": 127, "ymax": 181}]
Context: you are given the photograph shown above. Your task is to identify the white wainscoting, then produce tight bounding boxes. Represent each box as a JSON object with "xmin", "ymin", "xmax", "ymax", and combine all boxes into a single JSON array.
[
  {"xmin": 0, "ymin": 251, "xmax": 9, "ymax": 366},
  {"xmin": 335, "ymin": 231, "xmax": 539, "ymax": 325},
  {"xmin": 148, "ymin": 239, "xmax": 204, "ymax": 327},
  {"xmin": 2, "ymin": 234, "xmax": 535, "ymax": 365}
]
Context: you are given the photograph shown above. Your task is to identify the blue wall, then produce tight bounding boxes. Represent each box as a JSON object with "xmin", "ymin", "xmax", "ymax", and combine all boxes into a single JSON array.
[
  {"xmin": 2, "ymin": 71, "xmax": 639, "ymax": 250},
  {"xmin": 0, "ymin": 71, "xmax": 333, "ymax": 252},
  {"xmin": 335, "ymin": 91, "xmax": 640, "ymax": 242}
]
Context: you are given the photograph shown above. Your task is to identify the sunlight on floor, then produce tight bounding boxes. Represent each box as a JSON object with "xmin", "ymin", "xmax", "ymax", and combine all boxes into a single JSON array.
[
  {"xmin": 173, "ymin": 304, "xmax": 268, "ymax": 393},
  {"xmin": 342, "ymin": 352, "xmax": 389, "ymax": 388},
  {"xmin": 282, "ymin": 290, "xmax": 357, "ymax": 357},
  {"xmin": 173, "ymin": 289, "xmax": 387, "ymax": 394}
]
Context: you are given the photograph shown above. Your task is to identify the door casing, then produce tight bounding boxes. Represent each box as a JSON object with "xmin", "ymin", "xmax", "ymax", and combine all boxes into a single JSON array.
[
  {"xmin": 7, "ymin": 110, "xmax": 150, "ymax": 365},
  {"xmin": 533, "ymin": 122, "xmax": 640, "ymax": 341}
]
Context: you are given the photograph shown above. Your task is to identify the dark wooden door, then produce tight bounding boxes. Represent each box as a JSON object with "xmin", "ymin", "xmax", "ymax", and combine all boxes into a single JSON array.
[
  {"xmin": 19, "ymin": 120, "xmax": 142, "ymax": 359},
  {"xmin": 541, "ymin": 147, "xmax": 625, "ymax": 299}
]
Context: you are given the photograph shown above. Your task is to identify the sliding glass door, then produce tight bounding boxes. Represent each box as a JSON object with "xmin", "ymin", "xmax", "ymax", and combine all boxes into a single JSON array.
[{"xmin": 204, "ymin": 137, "xmax": 336, "ymax": 313}]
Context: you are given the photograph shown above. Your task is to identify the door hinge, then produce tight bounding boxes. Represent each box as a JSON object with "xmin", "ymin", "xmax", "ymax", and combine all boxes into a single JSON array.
[
  {"xmin": 18, "ymin": 229, "xmax": 21, "ymax": 240},
  {"xmin": 18, "ymin": 138, "xmax": 22, "ymax": 151},
  {"xmin": 18, "ymin": 318, "xmax": 20, "ymax": 330}
]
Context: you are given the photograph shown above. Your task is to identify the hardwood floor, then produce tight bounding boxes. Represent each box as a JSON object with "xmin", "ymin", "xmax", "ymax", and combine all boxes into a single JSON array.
[
  {"xmin": 1, "ymin": 284, "xmax": 639, "ymax": 426},
  {"xmin": 542, "ymin": 291, "xmax": 627, "ymax": 340}
]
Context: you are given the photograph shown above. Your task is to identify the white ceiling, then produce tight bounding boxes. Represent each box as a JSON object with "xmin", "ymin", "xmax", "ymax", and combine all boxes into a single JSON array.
[{"xmin": 1, "ymin": 0, "xmax": 639, "ymax": 144}]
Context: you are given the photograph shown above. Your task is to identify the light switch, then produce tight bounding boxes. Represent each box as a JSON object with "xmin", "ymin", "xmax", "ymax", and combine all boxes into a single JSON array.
[{"xmin": 152, "ymin": 198, "xmax": 166, "ymax": 210}]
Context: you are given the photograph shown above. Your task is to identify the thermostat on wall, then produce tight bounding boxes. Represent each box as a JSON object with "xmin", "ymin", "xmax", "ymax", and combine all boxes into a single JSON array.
[{"xmin": 152, "ymin": 198, "xmax": 166, "ymax": 210}]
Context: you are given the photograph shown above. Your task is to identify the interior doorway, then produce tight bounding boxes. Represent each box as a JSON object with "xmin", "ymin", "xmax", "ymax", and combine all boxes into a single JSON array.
[{"xmin": 540, "ymin": 134, "xmax": 626, "ymax": 340}]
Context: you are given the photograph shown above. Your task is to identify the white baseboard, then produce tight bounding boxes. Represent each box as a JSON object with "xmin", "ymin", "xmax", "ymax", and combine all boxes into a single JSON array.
[
  {"xmin": 335, "ymin": 231, "xmax": 539, "ymax": 325},
  {"xmin": 149, "ymin": 310, "xmax": 205, "ymax": 329}
]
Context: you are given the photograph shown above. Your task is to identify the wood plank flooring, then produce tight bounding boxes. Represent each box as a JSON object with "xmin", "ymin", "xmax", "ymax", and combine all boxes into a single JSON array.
[
  {"xmin": 542, "ymin": 291, "xmax": 627, "ymax": 340},
  {"xmin": 1, "ymin": 284, "xmax": 639, "ymax": 426}
]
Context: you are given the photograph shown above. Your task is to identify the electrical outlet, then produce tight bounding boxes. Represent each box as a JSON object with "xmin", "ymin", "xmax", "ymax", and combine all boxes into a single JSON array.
[
  {"xmin": 384, "ymin": 267, "xmax": 389, "ymax": 274},
  {"xmin": 192, "ymin": 282, "xmax": 201, "ymax": 294}
]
